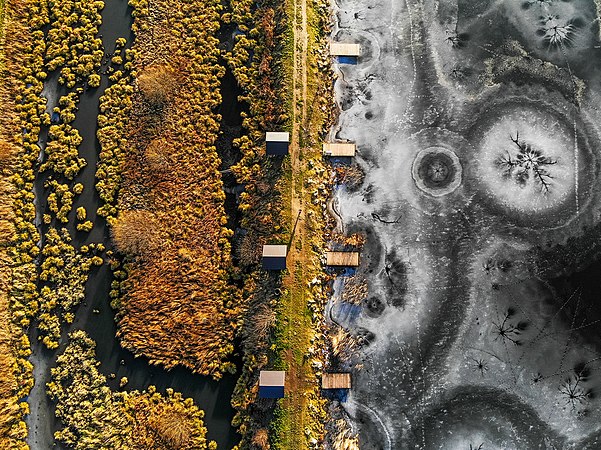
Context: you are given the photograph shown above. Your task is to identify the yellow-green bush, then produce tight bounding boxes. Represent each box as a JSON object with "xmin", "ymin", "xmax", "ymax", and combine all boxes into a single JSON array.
[
  {"xmin": 45, "ymin": 0, "xmax": 104, "ymax": 87},
  {"xmin": 95, "ymin": 60, "xmax": 133, "ymax": 223},
  {"xmin": 49, "ymin": 330, "xmax": 216, "ymax": 450},
  {"xmin": 38, "ymin": 228, "xmax": 103, "ymax": 348}
]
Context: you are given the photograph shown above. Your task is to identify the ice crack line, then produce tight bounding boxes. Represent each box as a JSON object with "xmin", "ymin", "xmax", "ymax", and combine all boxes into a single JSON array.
[
  {"xmin": 348, "ymin": 399, "xmax": 393, "ymax": 450},
  {"xmin": 402, "ymin": 0, "xmax": 418, "ymax": 125},
  {"xmin": 412, "ymin": 296, "xmax": 427, "ymax": 449},
  {"xmin": 559, "ymin": 41, "xmax": 580, "ymax": 214}
]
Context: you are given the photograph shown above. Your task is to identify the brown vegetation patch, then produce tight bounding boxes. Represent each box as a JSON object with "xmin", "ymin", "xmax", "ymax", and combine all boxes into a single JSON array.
[
  {"xmin": 0, "ymin": 141, "xmax": 16, "ymax": 169},
  {"xmin": 143, "ymin": 138, "xmax": 173, "ymax": 174},
  {"xmin": 0, "ymin": 0, "xmax": 40, "ymax": 446},
  {"xmin": 136, "ymin": 64, "xmax": 179, "ymax": 108},
  {"xmin": 340, "ymin": 275, "xmax": 368, "ymax": 305},
  {"xmin": 251, "ymin": 428, "xmax": 270, "ymax": 449},
  {"xmin": 115, "ymin": 0, "xmax": 240, "ymax": 378}
]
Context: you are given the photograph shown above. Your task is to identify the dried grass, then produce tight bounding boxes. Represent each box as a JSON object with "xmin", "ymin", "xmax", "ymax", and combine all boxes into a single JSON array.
[
  {"xmin": 340, "ymin": 275, "xmax": 367, "ymax": 305},
  {"xmin": 112, "ymin": 209, "xmax": 162, "ymax": 258},
  {"xmin": 115, "ymin": 0, "xmax": 241, "ymax": 377},
  {"xmin": 0, "ymin": 0, "xmax": 35, "ymax": 446},
  {"xmin": 330, "ymin": 327, "xmax": 358, "ymax": 361}
]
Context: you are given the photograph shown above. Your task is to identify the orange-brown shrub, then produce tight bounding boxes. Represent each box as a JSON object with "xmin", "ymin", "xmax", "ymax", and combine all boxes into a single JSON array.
[
  {"xmin": 111, "ymin": 209, "xmax": 161, "ymax": 258},
  {"xmin": 136, "ymin": 64, "xmax": 178, "ymax": 107},
  {"xmin": 143, "ymin": 139, "xmax": 172, "ymax": 173},
  {"xmin": 251, "ymin": 428, "xmax": 270, "ymax": 449}
]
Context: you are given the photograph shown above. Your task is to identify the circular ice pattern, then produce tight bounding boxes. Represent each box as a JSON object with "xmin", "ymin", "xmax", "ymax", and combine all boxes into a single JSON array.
[
  {"xmin": 412, "ymin": 147, "xmax": 463, "ymax": 197},
  {"xmin": 475, "ymin": 106, "xmax": 576, "ymax": 215}
]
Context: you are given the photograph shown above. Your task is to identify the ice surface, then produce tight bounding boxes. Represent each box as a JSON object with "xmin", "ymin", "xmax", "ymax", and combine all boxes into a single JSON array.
[
  {"xmin": 475, "ymin": 105, "xmax": 576, "ymax": 213},
  {"xmin": 326, "ymin": 0, "xmax": 601, "ymax": 448}
]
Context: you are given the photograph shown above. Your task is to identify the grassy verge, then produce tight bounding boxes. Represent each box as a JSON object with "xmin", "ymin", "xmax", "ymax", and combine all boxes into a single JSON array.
[
  {"xmin": 222, "ymin": 0, "xmax": 330, "ymax": 447},
  {"xmin": 269, "ymin": 0, "xmax": 333, "ymax": 447}
]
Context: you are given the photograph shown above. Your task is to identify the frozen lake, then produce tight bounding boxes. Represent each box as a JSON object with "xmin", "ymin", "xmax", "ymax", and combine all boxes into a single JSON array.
[{"xmin": 327, "ymin": 0, "xmax": 601, "ymax": 448}]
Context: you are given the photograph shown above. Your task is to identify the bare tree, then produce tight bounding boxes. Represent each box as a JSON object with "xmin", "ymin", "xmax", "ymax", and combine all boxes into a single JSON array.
[
  {"xmin": 492, "ymin": 308, "xmax": 527, "ymax": 345},
  {"xmin": 538, "ymin": 16, "xmax": 576, "ymax": 49},
  {"xmin": 471, "ymin": 358, "xmax": 489, "ymax": 377},
  {"xmin": 559, "ymin": 367, "xmax": 591, "ymax": 409},
  {"xmin": 445, "ymin": 32, "xmax": 461, "ymax": 47},
  {"xmin": 482, "ymin": 258, "xmax": 512, "ymax": 275},
  {"xmin": 355, "ymin": 328, "xmax": 375, "ymax": 348},
  {"xmin": 495, "ymin": 131, "xmax": 557, "ymax": 194},
  {"xmin": 371, "ymin": 212, "xmax": 401, "ymax": 224},
  {"xmin": 482, "ymin": 260, "xmax": 494, "ymax": 275},
  {"xmin": 449, "ymin": 65, "xmax": 469, "ymax": 80},
  {"xmin": 444, "ymin": 29, "xmax": 467, "ymax": 49}
]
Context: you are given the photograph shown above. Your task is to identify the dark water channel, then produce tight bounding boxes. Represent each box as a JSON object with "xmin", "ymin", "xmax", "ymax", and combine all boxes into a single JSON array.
[{"xmin": 27, "ymin": 0, "xmax": 241, "ymax": 448}]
